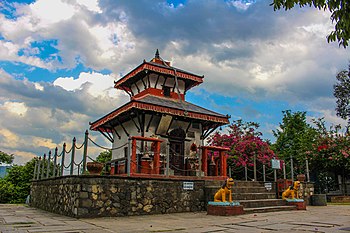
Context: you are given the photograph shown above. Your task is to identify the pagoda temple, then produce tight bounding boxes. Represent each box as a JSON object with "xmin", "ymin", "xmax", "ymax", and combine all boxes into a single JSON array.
[{"xmin": 90, "ymin": 50, "xmax": 230, "ymax": 178}]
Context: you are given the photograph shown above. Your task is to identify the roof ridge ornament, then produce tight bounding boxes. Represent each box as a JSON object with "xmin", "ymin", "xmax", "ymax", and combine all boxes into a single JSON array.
[{"xmin": 155, "ymin": 49, "xmax": 160, "ymax": 59}]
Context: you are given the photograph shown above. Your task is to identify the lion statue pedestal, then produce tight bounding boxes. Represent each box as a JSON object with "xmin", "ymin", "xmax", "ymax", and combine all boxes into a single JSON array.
[
  {"xmin": 207, "ymin": 201, "xmax": 244, "ymax": 216},
  {"xmin": 207, "ymin": 178, "xmax": 244, "ymax": 216},
  {"xmin": 285, "ymin": 198, "xmax": 307, "ymax": 210},
  {"xmin": 282, "ymin": 181, "xmax": 306, "ymax": 210}
]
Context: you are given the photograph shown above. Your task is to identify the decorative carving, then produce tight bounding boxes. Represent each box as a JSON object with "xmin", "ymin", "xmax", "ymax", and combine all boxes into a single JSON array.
[{"xmin": 189, "ymin": 142, "xmax": 198, "ymax": 158}]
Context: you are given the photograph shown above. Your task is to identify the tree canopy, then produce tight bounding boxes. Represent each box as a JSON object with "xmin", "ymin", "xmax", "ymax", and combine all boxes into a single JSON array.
[
  {"xmin": 308, "ymin": 118, "xmax": 350, "ymax": 172},
  {"xmin": 0, "ymin": 151, "xmax": 14, "ymax": 164},
  {"xmin": 334, "ymin": 63, "xmax": 350, "ymax": 127},
  {"xmin": 272, "ymin": 110, "xmax": 317, "ymax": 173},
  {"xmin": 96, "ymin": 150, "xmax": 112, "ymax": 164},
  {"xmin": 0, "ymin": 158, "xmax": 36, "ymax": 203},
  {"xmin": 272, "ymin": 0, "xmax": 350, "ymax": 48},
  {"xmin": 307, "ymin": 118, "xmax": 350, "ymax": 192}
]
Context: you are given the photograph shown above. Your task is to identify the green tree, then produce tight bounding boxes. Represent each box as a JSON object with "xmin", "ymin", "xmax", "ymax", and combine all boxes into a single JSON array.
[
  {"xmin": 0, "ymin": 158, "xmax": 36, "ymax": 203},
  {"xmin": 95, "ymin": 150, "xmax": 112, "ymax": 174},
  {"xmin": 272, "ymin": 110, "xmax": 317, "ymax": 174},
  {"xmin": 0, "ymin": 151, "xmax": 14, "ymax": 164},
  {"xmin": 334, "ymin": 63, "xmax": 350, "ymax": 127},
  {"xmin": 96, "ymin": 150, "xmax": 112, "ymax": 163},
  {"xmin": 271, "ymin": 0, "xmax": 350, "ymax": 48}
]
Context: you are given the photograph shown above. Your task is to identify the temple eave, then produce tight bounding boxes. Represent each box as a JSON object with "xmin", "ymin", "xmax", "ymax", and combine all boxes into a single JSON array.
[
  {"xmin": 114, "ymin": 62, "xmax": 203, "ymax": 90},
  {"xmin": 90, "ymin": 102, "xmax": 229, "ymax": 132}
]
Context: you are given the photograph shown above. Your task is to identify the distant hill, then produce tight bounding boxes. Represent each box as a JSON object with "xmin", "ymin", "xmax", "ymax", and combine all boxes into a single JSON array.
[{"xmin": 0, "ymin": 165, "xmax": 11, "ymax": 178}]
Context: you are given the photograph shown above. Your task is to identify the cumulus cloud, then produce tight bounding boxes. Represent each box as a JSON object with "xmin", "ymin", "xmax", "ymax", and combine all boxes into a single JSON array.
[
  {"xmin": 53, "ymin": 71, "xmax": 121, "ymax": 98},
  {"xmin": 0, "ymin": 0, "xmax": 349, "ymax": 163},
  {"xmin": 0, "ymin": 69, "xmax": 126, "ymax": 164},
  {"xmin": 0, "ymin": 0, "xmax": 136, "ymax": 71}
]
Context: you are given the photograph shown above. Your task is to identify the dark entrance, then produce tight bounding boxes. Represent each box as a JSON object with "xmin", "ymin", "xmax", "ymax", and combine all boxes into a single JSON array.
[{"xmin": 169, "ymin": 128, "xmax": 186, "ymax": 176}]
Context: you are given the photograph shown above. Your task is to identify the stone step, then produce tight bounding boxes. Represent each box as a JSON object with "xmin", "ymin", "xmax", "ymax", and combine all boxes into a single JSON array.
[
  {"xmin": 234, "ymin": 187, "xmax": 275, "ymax": 193},
  {"xmin": 234, "ymin": 181, "xmax": 272, "ymax": 187},
  {"xmin": 233, "ymin": 193, "xmax": 276, "ymax": 200},
  {"xmin": 206, "ymin": 180, "xmax": 274, "ymax": 188},
  {"xmin": 238, "ymin": 199, "xmax": 287, "ymax": 208},
  {"xmin": 244, "ymin": 205, "xmax": 297, "ymax": 214}
]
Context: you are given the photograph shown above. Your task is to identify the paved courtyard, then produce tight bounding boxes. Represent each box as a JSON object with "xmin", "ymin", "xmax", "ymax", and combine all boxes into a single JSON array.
[{"xmin": 0, "ymin": 204, "xmax": 349, "ymax": 232}]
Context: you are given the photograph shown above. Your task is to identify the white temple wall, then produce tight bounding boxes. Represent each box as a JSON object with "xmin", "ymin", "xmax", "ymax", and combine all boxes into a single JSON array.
[
  {"xmin": 177, "ymin": 80, "xmax": 185, "ymax": 94},
  {"xmin": 142, "ymin": 76, "xmax": 149, "ymax": 88},
  {"xmin": 130, "ymin": 84, "xmax": 137, "ymax": 95},
  {"xmin": 147, "ymin": 74, "xmax": 185, "ymax": 94},
  {"xmin": 111, "ymin": 120, "xmax": 138, "ymax": 160},
  {"xmin": 111, "ymin": 113, "xmax": 203, "ymax": 160}
]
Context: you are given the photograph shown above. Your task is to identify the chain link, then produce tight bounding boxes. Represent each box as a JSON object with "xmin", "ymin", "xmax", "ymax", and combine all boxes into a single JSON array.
[{"xmin": 88, "ymin": 137, "xmax": 127, "ymax": 150}]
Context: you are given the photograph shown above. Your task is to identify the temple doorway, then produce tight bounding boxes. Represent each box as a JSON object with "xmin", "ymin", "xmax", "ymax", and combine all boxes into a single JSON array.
[{"xmin": 169, "ymin": 128, "xmax": 186, "ymax": 175}]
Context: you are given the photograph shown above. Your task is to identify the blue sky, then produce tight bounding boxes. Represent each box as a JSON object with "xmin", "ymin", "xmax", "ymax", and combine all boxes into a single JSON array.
[{"xmin": 0, "ymin": 0, "xmax": 348, "ymax": 164}]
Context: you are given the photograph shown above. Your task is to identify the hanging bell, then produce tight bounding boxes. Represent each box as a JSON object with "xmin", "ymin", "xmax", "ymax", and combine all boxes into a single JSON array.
[{"xmin": 210, "ymin": 156, "xmax": 216, "ymax": 166}]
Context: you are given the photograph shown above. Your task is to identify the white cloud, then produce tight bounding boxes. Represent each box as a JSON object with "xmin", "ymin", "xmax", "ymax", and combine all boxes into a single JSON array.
[
  {"xmin": 10, "ymin": 150, "xmax": 37, "ymax": 165},
  {"xmin": 26, "ymin": 0, "xmax": 76, "ymax": 26},
  {"xmin": 76, "ymin": 0, "xmax": 102, "ymax": 13},
  {"xmin": 0, "ymin": 0, "xmax": 137, "ymax": 71},
  {"xmin": 0, "ymin": 70, "xmax": 126, "ymax": 164},
  {"xmin": 32, "ymin": 136, "xmax": 57, "ymax": 149},
  {"xmin": 2, "ymin": 101, "xmax": 28, "ymax": 116},
  {"xmin": 53, "ymin": 71, "xmax": 123, "ymax": 98},
  {"xmin": 0, "ymin": 0, "xmax": 349, "ymax": 163},
  {"xmin": 227, "ymin": 0, "xmax": 253, "ymax": 11},
  {"xmin": 0, "ymin": 37, "xmax": 55, "ymax": 69},
  {"xmin": 34, "ymin": 82, "xmax": 44, "ymax": 91},
  {"xmin": 0, "ymin": 128, "xmax": 19, "ymax": 147}
]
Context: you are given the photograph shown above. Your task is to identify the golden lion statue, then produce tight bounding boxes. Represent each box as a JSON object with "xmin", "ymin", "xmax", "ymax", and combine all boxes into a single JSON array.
[
  {"xmin": 282, "ymin": 181, "xmax": 301, "ymax": 200},
  {"xmin": 214, "ymin": 178, "xmax": 234, "ymax": 202}
]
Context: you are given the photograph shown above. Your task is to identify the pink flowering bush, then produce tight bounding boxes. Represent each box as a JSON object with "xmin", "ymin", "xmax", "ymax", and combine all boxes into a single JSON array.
[
  {"xmin": 308, "ymin": 119, "xmax": 350, "ymax": 172},
  {"xmin": 207, "ymin": 120, "xmax": 276, "ymax": 168}
]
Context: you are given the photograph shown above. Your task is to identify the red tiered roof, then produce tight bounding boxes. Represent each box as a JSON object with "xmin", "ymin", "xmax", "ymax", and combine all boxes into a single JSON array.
[
  {"xmin": 90, "ymin": 94, "xmax": 229, "ymax": 132},
  {"xmin": 90, "ymin": 51, "xmax": 230, "ymax": 134},
  {"xmin": 114, "ymin": 57, "xmax": 203, "ymax": 93}
]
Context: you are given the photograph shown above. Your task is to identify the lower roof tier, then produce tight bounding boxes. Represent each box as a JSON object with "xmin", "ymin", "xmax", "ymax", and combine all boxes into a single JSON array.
[{"xmin": 90, "ymin": 95, "xmax": 230, "ymax": 132}]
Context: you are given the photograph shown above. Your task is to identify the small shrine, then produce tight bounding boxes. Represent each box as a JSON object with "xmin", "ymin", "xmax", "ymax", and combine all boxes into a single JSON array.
[{"xmin": 90, "ymin": 50, "xmax": 230, "ymax": 178}]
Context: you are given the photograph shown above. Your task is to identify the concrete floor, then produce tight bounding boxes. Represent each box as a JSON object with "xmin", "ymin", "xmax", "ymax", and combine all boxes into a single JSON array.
[{"xmin": 0, "ymin": 204, "xmax": 349, "ymax": 232}]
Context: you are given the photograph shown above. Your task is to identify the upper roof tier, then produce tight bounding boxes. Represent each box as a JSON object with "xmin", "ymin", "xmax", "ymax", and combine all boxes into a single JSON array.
[{"xmin": 114, "ymin": 50, "xmax": 204, "ymax": 93}]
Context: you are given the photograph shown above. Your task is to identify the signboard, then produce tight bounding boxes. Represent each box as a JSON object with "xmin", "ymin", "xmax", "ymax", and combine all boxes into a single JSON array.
[
  {"xmin": 183, "ymin": 182, "xmax": 194, "ymax": 190},
  {"xmin": 264, "ymin": 182, "xmax": 272, "ymax": 191},
  {"xmin": 271, "ymin": 159, "xmax": 281, "ymax": 169}
]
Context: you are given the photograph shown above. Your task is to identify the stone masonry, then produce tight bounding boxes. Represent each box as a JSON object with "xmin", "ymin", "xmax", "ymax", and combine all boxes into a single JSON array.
[{"xmin": 31, "ymin": 176, "xmax": 205, "ymax": 218}]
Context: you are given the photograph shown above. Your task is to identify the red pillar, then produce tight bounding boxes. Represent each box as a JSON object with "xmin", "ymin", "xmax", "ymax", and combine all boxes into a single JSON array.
[
  {"xmin": 153, "ymin": 141, "xmax": 161, "ymax": 174},
  {"xmin": 131, "ymin": 138, "xmax": 137, "ymax": 174},
  {"xmin": 201, "ymin": 147, "xmax": 208, "ymax": 176},
  {"xmin": 220, "ymin": 151, "xmax": 227, "ymax": 177}
]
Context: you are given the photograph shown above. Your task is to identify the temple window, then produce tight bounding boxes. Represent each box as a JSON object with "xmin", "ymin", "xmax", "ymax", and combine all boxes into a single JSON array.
[
  {"xmin": 163, "ymin": 86, "xmax": 171, "ymax": 97},
  {"xmin": 192, "ymin": 122, "xmax": 200, "ymax": 129}
]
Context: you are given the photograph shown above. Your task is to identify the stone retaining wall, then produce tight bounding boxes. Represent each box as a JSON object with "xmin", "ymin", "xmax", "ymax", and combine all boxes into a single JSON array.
[{"xmin": 30, "ymin": 176, "xmax": 206, "ymax": 218}]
